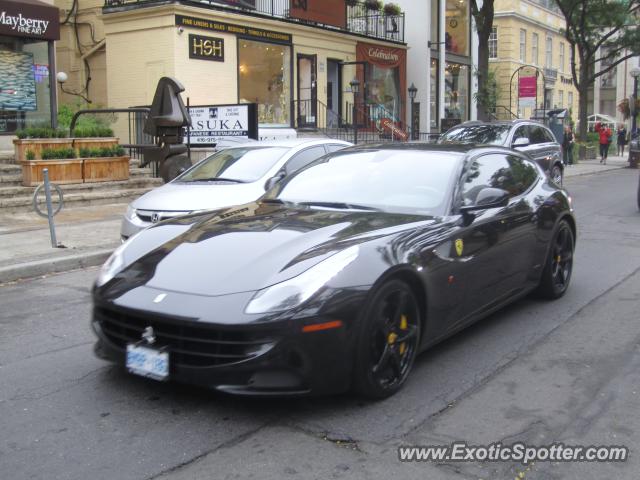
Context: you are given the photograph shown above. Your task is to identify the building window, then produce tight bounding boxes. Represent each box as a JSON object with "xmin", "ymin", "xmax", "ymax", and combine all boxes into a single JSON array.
[
  {"xmin": 238, "ymin": 39, "xmax": 291, "ymax": 126},
  {"xmin": 445, "ymin": 0, "xmax": 469, "ymax": 56},
  {"xmin": 558, "ymin": 90, "xmax": 563, "ymax": 107},
  {"xmin": 430, "ymin": 58, "xmax": 438, "ymax": 130},
  {"xmin": 444, "ymin": 62, "xmax": 469, "ymax": 122},
  {"xmin": 367, "ymin": 64, "xmax": 402, "ymax": 122},
  {"xmin": 568, "ymin": 91, "xmax": 573, "ymax": 110},
  {"xmin": 0, "ymin": 36, "xmax": 53, "ymax": 134},
  {"xmin": 519, "ymin": 29, "xmax": 526, "ymax": 63},
  {"xmin": 532, "ymin": 33, "xmax": 539, "ymax": 65},
  {"xmin": 545, "ymin": 37, "xmax": 553, "ymax": 68},
  {"xmin": 559, "ymin": 42, "xmax": 565, "ymax": 71},
  {"xmin": 489, "ymin": 27, "xmax": 498, "ymax": 59}
]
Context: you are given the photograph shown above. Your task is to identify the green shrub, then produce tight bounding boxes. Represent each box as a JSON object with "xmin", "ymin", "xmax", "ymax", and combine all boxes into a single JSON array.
[
  {"xmin": 58, "ymin": 102, "xmax": 117, "ymax": 134},
  {"xmin": 15, "ymin": 126, "xmax": 68, "ymax": 139},
  {"xmin": 72, "ymin": 125, "xmax": 115, "ymax": 138},
  {"xmin": 79, "ymin": 146, "xmax": 126, "ymax": 158},
  {"xmin": 41, "ymin": 147, "xmax": 76, "ymax": 160},
  {"xmin": 383, "ymin": 2, "xmax": 401, "ymax": 15},
  {"xmin": 25, "ymin": 150, "xmax": 36, "ymax": 161}
]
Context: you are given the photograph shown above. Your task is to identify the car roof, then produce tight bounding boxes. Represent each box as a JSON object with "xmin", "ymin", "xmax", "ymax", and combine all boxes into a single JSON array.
[
  {"xmin": 452, "ymin": 119, "xmax": 547, "ymax": 128},
  {"xmin": 234, "ymin": 138, "xmax": 351, "ymax": 148},
  {"xmin": 344, "ymin": 142, "xmax": 514, "ymax": 157}
]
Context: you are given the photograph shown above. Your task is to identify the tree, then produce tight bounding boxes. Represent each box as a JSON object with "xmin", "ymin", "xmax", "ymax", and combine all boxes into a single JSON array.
[
  {"xmin": 554, "ymin": 0, "xmax": 640, "ymax": 145},
  {"xmin": 471, "ymin": 0, "xmax": 496, "ymax": 121}
]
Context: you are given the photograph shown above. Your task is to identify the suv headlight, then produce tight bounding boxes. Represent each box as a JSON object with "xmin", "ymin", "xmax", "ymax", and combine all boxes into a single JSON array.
[{"xmin": 244, "ymin": 246, "xmax": 359, "ymax": 314}]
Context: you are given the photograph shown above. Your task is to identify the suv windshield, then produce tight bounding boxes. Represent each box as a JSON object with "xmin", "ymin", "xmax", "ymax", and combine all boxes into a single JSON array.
[
  {"xmin": 267, "ymin": 149, "xmax": 461, "ymax": 216},
  {"xmin": 440, "ymin": 125, "xmax": 511, "ymax": 146},
  {"xmin": 175, "ymin": 146, "xmax": 289, "ymax": 183}
]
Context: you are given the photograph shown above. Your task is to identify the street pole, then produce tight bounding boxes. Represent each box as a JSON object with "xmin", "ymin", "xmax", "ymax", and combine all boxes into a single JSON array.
[
  {"xmin": 408, "ymin": 83, "xmax": 417, "ymax": 140},
  {"xmin": 632, "ymin": 74, "xmax": 639, "ymax": 138},
  {"xmin": 350, "ymin": 78, "xmax": 360, "ymax": 145}
]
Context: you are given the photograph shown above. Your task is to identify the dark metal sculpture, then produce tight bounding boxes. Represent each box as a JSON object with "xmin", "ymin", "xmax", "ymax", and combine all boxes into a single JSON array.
[{"xmin": 143, "ymin": 77, "xmax": 192, "ymax": 183}]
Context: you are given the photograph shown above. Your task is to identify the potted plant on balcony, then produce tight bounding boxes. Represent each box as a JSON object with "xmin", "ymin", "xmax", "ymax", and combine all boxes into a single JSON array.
[
  {"xmin": 21, "ymin": 146, "xmax": 83, "ymax": 186},
  {"xmin": 80, "ymin": 145, "xmax": 130, "ymax": 183},
  {"xmin": 383, "ymin": 2, "xmax": 401, "ymax": 15},
  {"xmin": 364, "ymin": 0, "xmax": 382, "ymax": 11},
  {"xmin": 345, "ymin": 0, "xmax": 359, "ymax": 6}
]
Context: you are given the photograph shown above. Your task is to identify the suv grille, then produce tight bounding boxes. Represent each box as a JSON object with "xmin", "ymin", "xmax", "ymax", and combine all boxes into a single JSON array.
[{"xmin": 95, "ymin": 306, "xmax": 276, "ymax": 367}]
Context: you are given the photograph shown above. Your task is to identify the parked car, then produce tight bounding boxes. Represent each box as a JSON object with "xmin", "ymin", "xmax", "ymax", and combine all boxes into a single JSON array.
[
  {"xmin": 121, "ymin": 138, "xmax": 351, "ymax": 240},
  {"xmin": 93, "ymin": 143, "xmax": 575, "ymax": 398},
  {"xmin": 439, "ymin": 120, "xmax": 565, "ymax": 185}
]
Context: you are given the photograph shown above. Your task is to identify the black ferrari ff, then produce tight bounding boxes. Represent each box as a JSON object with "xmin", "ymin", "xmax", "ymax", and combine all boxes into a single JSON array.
[{"xmin": 92, "ymin": 143, "xmax": 576, "ymax": 398}]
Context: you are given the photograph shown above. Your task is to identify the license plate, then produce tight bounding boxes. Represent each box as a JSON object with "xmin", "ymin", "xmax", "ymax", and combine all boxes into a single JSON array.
[{"xmin": 126, "ymin": 344, "xmax": 169, "ymax": 381}]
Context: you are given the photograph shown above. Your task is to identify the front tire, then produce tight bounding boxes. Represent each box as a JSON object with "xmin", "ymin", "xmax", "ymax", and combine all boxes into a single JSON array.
[
  {"xmin": 353, "ymin": 280, "xmax": 421, "ymax": 399},
  {"xmin": 536, "ymin": 220, "xmax": 574, "ymax": 299}
]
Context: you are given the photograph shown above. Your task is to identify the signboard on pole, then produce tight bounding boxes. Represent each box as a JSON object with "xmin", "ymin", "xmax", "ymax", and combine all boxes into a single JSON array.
[
  {"xmin": 518, "ymin": 75, "xmax": 537, "ymax": 108},
  {"xmin": 186, "ymin": 103, "xmax": 258, "ymax": 146}
]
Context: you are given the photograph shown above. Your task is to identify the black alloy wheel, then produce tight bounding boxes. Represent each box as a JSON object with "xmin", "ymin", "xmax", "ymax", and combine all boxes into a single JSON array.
[
  {"xmin": 537, "ymin": 220, "xmax": 574, "ymax": 299},
  {"xmin": 354, "ymin": 279, "xmax": 421, "ymax": 399}
]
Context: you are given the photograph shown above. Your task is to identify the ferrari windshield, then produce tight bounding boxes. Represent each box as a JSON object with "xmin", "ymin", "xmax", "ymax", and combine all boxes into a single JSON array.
[
  {"xmin": 269, "ymin": 148, "xmax": 461, "ymax": 216},
  {"xmin": 439, "ymin": 125, "xmax": 511, "ymax": 145},
  {"xmin": 175, "ymin": 146, "xmax": 289, "ymax": 183}
]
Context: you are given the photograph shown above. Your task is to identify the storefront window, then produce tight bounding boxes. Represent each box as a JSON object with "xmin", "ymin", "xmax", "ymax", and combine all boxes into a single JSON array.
[
  {"xmin": 238, "ymin": 39, "xmax": 290, "ymax": 127},
  {"xmin": 445, "ymin": 0, "xmax": 469, "ymax": 56},
  {"xmin": 367, "ymin": 64, "xmax": 401, "ymax": 121},
  {"xmin": 430, "ymin": 58, "xmax": 438, "ymax": 130},
  {"xmin": 0, "ymin": 36, "xmax": 52, "ymax": 134},
  {"xmin": 444, "ymin": 62, "xmax": 469, "ymax": 122}
]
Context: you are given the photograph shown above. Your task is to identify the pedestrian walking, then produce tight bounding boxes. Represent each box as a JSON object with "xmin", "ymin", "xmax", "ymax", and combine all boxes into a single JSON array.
[
  {"xmin": 562, "ymin": 125, "xmax": 575, "ymax": 166},
  {"xmin": 617, "ymin": 124, "xmax": 628, "ymax": 156},
  {"xmin": 595, "ymin": 122, "xmax": 612, "ymax": 164}
]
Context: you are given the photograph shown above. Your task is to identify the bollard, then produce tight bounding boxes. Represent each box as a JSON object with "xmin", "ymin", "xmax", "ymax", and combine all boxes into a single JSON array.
[{"xmin": 43, "ymin": 169, "xmax": 58, "ymax": 248}]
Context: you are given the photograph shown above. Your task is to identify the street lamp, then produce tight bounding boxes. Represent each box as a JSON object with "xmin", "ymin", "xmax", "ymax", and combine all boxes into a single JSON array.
[
  {"xmin": 350, "ymin": 78, "xmax": 360, "ymax": 145},
  {"xmin": 408, "ymin": 83, "xmax": 418, "ymax": 140}
]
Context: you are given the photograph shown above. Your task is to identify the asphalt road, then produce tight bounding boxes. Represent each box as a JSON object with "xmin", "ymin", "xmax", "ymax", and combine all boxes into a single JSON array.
[{"xmin": 1, "ymin": 168, "xmax": 639, "ymax": 480}]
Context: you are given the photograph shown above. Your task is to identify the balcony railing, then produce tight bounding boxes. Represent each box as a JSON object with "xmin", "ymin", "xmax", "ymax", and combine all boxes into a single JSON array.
[{"xmin": 103, "ymin": 0, "xmax": 404, "ymax": 43}]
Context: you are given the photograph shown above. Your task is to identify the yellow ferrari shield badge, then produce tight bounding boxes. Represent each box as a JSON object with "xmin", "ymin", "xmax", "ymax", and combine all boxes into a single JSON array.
[{"xmin": 455, "ymin": 238, "xmax": 464, "ymax": 257}]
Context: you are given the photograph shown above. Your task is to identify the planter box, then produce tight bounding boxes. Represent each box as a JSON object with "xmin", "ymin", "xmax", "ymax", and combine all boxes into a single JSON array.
[
  {"xmin": 21, "ymin": 159, "xmax": 84, "ymax": 186},
  {"xmin": 13, "ymin": 138, "xmax": 74, "ymax": 163},
  {"xmin": 83, "ymin": 156, "xmax": 130, "ymax": 183},
  {"xmin": 72, "ymin": 137, "xmax": 119, "ymax": 155}
]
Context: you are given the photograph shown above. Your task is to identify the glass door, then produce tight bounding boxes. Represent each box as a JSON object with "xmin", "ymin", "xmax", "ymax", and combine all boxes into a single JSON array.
[{"xmin": 297, "ymin": 54, "xmax": 317, "ymax": 128}]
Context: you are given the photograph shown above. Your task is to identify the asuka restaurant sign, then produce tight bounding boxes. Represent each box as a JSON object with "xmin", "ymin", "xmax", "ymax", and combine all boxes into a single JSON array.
[{"xmin": 0, "ymin": 0, "xmax": 60, "ymax": 41}]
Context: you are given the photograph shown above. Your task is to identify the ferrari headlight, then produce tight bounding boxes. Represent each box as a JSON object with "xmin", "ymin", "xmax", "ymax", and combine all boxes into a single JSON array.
[
  {"xmin": 95, "ymin": 243, "xmax": 127, "ymax": 287},
  {"xmin": 244, "ymin": 246, "xmax": 359, "ymax": 314}
]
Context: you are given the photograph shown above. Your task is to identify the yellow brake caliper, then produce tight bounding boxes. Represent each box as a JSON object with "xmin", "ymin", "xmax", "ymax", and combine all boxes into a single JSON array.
[{"xmin": 398, "ymin": 315, "xmax": 408, "ymax": 355}]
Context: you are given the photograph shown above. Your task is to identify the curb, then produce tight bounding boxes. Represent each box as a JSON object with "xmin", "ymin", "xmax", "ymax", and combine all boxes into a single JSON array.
[
  {"xmin": 0, "ymin": 248, "xmax": 113, "ymax": 284},
  {"xmin": 564, "ymin": 164, "xmax": 628, "ymax": 179}
]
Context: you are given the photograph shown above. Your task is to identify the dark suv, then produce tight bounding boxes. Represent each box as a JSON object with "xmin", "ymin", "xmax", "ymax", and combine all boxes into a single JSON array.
[{"xmin": 439, "ymin": 120, "xmax": 564, "ymax": 184}]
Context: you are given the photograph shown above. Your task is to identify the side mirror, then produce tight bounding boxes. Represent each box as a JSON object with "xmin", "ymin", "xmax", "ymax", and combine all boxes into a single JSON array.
[
  {"xmin": 512, "ymin": 137, "xmax": 530, "ymax": 148},
  {"xmin": 460, "ymin": 187, "xmax": 510, "ymax": 213},
  {"xmin": 264, "ymin": 172, "xmax": 285, "ymax": 191}
]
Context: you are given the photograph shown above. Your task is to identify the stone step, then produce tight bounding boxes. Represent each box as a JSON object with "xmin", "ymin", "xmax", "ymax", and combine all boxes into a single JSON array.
[
  {"xmin": 0, "ymin": 151, "xmax": 15, "ymax": 163},
  {"xmin": 0, "ymin": 163, "xmax": 21, "ymax": 174},
  {"xmin": 0, "ymin": 177, "xmax": 162, "ymax": 198},
  {"xmin": 0, "ymin": 173, "xmax": 23, "ymax": 185},
  {"xmin": 0, "ymin": 186, "xmax": 159, "ymax": 213}
]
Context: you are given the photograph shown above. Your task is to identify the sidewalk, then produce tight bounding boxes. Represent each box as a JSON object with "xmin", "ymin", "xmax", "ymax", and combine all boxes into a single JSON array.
[
  {"xmin": 0, "ymin": 155, "xmax": 635, "ymax": 284},
  {"xmin": 0, "ymin": 204, "xmax": 125, "ymax": 284},
  {"xmin": 563, "ymin": 154, "xmax": 629, "ymax": 178}
]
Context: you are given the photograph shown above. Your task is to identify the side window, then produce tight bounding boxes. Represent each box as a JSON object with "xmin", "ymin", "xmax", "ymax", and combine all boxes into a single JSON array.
[
  {"xmin": 284, "ymin": 146, "xmax": 327, "ymax": 175},
  {"xmin": 529, "ymin": 126, "xmax": 548, "ymax": 144},
  {"xmin": 512, "ymin": 125, "xmax": 529, "ymax": 144},
  {"xmin": 461, "ymin": 154, "xmax": 512, "ymax": 205},
  {"xmin": 543, "ymin": 128, "xmax": 557, "ymax": 143},
  {"xmin": 505, "ymin": 155, "xmax": 538, "ymax": 196},
  {"xmin": 326, "ymin": 144, "xmax": 347, "ymax": 153}
]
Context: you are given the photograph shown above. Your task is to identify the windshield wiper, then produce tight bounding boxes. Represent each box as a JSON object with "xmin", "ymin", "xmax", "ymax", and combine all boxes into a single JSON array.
[
  {"xmin": 183, "ymin": 177, "xmax": 246, "ymax": 183},
  {"xmin": 298, "ymin": 201, "xmax": 380, "ymax": 211}
]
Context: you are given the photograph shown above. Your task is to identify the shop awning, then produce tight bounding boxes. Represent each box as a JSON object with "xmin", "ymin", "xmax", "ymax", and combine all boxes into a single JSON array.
[{"xmin": 0, "ymin": 0, "xmax": 60, "ymax": 41}]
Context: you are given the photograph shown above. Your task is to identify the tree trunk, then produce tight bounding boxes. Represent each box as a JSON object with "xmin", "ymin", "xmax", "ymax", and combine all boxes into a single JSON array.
[
  {"xmin": 576, "ymin": 63, "xmax": 590, "ymax": 160},
  {"xmin": 477, "ymin": 41, "xmax": 491, "ymax": 121}
]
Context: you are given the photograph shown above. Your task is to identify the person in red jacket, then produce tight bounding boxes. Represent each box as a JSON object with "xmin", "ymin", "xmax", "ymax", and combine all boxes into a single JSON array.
[{"xmin": 595, "ymin": 122, "xmax": 612, "ymax": 164}]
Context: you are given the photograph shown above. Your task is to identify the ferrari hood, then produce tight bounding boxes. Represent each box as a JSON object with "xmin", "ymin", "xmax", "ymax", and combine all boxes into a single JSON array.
[{"xmin": 115, "ymin": 203, "xmax": 434, "ymax": 296}]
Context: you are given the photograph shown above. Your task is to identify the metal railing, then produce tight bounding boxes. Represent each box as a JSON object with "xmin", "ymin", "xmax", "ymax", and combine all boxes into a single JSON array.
[{"xmin": 103, "ymin": 0, "xmax": 405, "ymax": 42}]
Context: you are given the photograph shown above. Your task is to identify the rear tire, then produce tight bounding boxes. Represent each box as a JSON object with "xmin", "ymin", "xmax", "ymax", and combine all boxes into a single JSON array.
[
  {"xmin": 353, "ymin": 279, "xmax": 421, "ymax": 399},
  {"xmin": 536, "ymin": 220, "xmax": 574, "ymax": 299}
]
